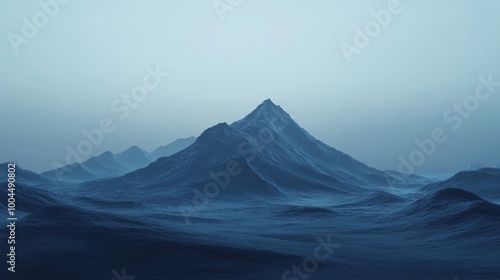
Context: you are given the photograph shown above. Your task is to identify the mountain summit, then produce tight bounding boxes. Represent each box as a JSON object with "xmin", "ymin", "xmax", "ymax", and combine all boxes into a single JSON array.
[
  {"xmin": 87, "ymin": 99, "xmax": 388, "ymax": 198},
  {"xmin": 232, "ymin": 99, "xmax": 293, "ymax": 132}
]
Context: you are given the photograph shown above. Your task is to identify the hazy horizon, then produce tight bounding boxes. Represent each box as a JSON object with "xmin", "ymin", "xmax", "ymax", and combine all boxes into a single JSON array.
[{"xmin": 1, "ymin": 0, "xmax": 500, "ymax": 173}]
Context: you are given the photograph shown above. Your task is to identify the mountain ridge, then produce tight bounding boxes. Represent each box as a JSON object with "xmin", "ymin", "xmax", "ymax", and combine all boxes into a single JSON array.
[
  {"xmin": 42, "ymin": 137, "xmax": 196, "ymax": 182},
  {"xmin": 78, "ymin": 99, "xmax": 394, "ymax": 198}
]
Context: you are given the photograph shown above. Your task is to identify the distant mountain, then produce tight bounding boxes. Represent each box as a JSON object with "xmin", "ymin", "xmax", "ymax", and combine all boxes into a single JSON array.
[
  {"xmin": 80, "ymin": 99, "xmax": 395, "ymax": 201},
  {"xmin": 396, "ymin": 188, "xmax": 500, "ymax": 231},
  {"xmin": 115, "ymin": 146, "xmax": 153, "ymax": 170},
  {"xmin": 0, "ymin": 162, "xmax": 54, "ymax": 186},
  {"xmin": 423, "ymin": 168, "xmax": 500, "ymax": 201},
  {"xmin": 150, "ymin": 137, "xmax": 196, "ymax": 160},
  {"xmin": 0, "ymin": 163, "xmax": 60, "ymax": 212},
  {"xmin": 42, "ymin": 138, "xmax": 194, "ymax": 183},
  {"xmin": 467, "ymin": 162, "xmax": 485, "ymax": 171},
  {"xmin": 495, "ymin": 164, "xmax": 500, "ymax": 169},
  {"xmin": 42, "ymin": 150, "xmax": 133, "ymax": 182},
  {"xmin": 8, "ymin": 100, "xmax": 500, "ymax": 280},
  {"xmin": 414, "ymin": 169, "xmax": 457, "ymax": 181}
]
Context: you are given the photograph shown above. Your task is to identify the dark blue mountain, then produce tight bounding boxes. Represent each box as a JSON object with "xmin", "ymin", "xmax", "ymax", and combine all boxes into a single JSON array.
[
  {"xmin": 41, "ymin": 138, "xmax": 194, "ymax": 182},
  {"xmin": 77, "ymin": 100, "xmax": 402, "ymax": 207},
  {"xmin": 392, "ymin": 188, "xmax": 500, "ymax": 243},
  {"xmin": 115, "ymin": 145, "xmax": 153, "ymax": 170},
  {"xmin": 422, "ymin": 168, "xmax": 500, "ymax": 202},
  {"xmin": 42, "ymin": 150, "xmax": 134, "ymax": 182},
  {"xmin": 0, "ymin": 163, "xmax": 62, "ymax": 214},
  {"xmin": 3, "ymin": 100, "xmax": 500, "ymax": 280},
  {"xmin": 231, "ymin": 99, "xmax": 386, "ymax": 187}
]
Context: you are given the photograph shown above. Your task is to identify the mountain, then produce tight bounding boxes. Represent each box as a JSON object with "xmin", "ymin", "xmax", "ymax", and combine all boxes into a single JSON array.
[
  {"xmin": 495, "ymin": 163, "xmax": 500, "ymax": 169},
  {"xmin": 150, "ymin": 137, "xmax": 196, "ymax": 160},
  {"xmin": 231, "ymin": 99, "xmax": 382, "ymax": 184},
  {"xmin": 0, "ymin": 163, "xmax": 61, "ymax": 213},
  {"xmin": 390, "ymin": 188, "xmax": 500, "ymax": 239},
  {"xmin": 41, "ymin": 147, "xmax": 151, "ymax": 182},
  {"xmin": 42, "ymin": 150, "xmax": 132, "ymax": 182},
  {"xmin": 0, "ymin": 162, "xmax": 54, "ymax": 186},
  {"xmin": 79, "ymin": 99, "xmax": 397, "ymax": 201},
  {"xmin": 6, "ymin": 100, "xmax": 500, "ymax": 280},
  {"xmin": 397, "ymin": 188, "xmax": 500, "ymax": 229},
  {"xmin": 42, "ymin": 138, "xmax": 194, "ymax": 183},
  {"xmin": 422, "ymin": 168, "xmax": 500, "ymax": 202},
  {"xmin": 115, "ymin": 146, "xmax": 153, "ymax": 170}
]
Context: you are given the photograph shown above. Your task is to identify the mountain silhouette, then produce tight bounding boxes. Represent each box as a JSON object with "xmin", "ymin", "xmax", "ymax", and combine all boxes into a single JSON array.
[
  {"xmin": 0, "ymin": 163, "xmax": 61, "ymax": 212},
  {"xmin": 3, "ymin": 100, "xmax": 500, "ymax": 280},
  {"xmin": 395, "ymin": 188, "xmax": 500, "ymax": 235},
  {"xmin": 423, "ymin": 168, "xmax": 500, "ymax": 202},
  {"xmin": 42, "ymin": 138, "xmax": 194, "ymax": 182},
  {"xmin": 115, "ymin": 146, "xmax": 153, "ymax": 170},
  {"xmin": 79, "ymin": 99, "xmax": 391, "ymax": 199},
  {"xmin": 0, "ymin": 162, "xmax": 55, "ymax": 186}
]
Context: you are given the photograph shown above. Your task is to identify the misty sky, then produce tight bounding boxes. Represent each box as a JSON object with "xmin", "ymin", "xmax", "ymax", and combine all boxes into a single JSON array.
[{"xmin": 1, "ymin": 0, "xmax": 499, "ymax": 173}]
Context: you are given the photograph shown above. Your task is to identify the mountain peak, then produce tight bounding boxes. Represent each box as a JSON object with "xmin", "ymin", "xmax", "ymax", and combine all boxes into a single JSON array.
[
  {"xmin": 114, "ymin": 146, "xmax": 148, "ymax": 158},
  {"xmin": 123, "ymin": 145, "xmax": 143, "ymax": 153},
  {"xmin": 261, "ymin": 98, "xmax": 276, "ymax": 106},
  {"xmin": 232, "ymin": 99, "xmax": 294, "ymax": 130},
  {"xmin": 97, "ymin": 151, "xmax": 115, "ymax": 158},
  {"xmin": 256, "ymin": 98, "xmax": 280, "ymax": 112}
]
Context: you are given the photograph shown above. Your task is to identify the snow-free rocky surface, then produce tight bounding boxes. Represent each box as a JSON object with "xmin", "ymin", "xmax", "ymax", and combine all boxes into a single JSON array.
[{"xmin": 1, "ymin": 100, "xmax": 499, "ymax": 280}]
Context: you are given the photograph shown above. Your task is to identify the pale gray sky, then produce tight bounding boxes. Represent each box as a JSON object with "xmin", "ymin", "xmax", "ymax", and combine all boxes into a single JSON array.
[{"xmin": 1, "ymin": 0, "xmax": 499, "ymax": 173}]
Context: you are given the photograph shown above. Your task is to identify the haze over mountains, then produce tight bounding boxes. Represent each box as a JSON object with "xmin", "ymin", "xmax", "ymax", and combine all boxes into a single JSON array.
[
  {"xmin": 1, "ymin": 100, "xmax": 499, "ymax": 280},
  {"xmin": 41, "ymin": 137, "xmax": 196, "ymax": 182},
  {"xmin": 77, "ymin": 100, "xmax": 402, "ymax": 202}
]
